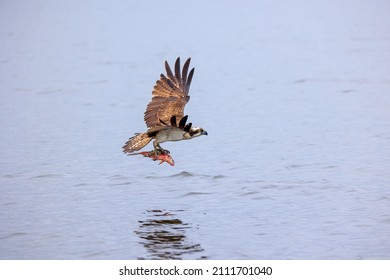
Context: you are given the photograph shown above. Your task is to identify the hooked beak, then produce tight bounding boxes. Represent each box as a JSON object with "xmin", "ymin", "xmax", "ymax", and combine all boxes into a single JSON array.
[{"xmin": 202, "ymin": 131, "xmax": 208, "ymax": 136}]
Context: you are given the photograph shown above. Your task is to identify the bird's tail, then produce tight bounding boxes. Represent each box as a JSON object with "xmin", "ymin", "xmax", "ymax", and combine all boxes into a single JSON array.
[{"xmin": 122, "ymin": 133, "xmax": 152, "ymax": 154}]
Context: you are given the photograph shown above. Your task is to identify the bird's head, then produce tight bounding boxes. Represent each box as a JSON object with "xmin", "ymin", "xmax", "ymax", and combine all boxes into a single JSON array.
[{"xmin": 189, "ymin": 126, "xmax": 208, "ymax": 138}]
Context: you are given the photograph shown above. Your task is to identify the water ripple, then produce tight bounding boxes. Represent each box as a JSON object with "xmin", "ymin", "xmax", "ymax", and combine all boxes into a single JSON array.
[
  {"xmin": 135, "ymin": 209, "xmax": 206, "ymax": 260},
  {"xmin": 180, "ymin": 192, "xmax": 213, "ymax": 197},
  {"xmin": 145, "ymin": 171, "xmax": 227, "ymax": 180},
  {"xmin": 30, "ymin": 174, "xmax": 63, "ymax": 179}
]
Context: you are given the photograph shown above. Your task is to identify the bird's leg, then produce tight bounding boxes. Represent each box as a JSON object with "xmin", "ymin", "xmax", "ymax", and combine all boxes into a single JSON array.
[
  {"xmin": 152, "ymin": 142, "xmax": 161, "ymax": 159},
  {"xmin": 156, "ymin": 143, "xmax": 170, "ymax": 155},
  {"xmin": 152, "ymin": 141, "xmax": 170, "ymax": 158}
]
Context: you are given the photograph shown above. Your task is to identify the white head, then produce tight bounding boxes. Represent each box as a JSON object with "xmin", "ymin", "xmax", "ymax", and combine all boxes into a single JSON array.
[{"xmin": 189, "ymin": 126, "xmax": 208, "ymax": 138}]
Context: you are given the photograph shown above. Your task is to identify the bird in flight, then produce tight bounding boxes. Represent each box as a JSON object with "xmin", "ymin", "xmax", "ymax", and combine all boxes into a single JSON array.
[{"xmin": 123, "ymin": 57, "xmax": 207, "ymax": 160}]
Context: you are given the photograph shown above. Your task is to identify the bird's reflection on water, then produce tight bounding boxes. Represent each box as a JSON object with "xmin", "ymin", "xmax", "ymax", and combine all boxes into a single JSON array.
[{"xmin": 135, "ymin": 209, "xmax": 205, "ymax": 259}]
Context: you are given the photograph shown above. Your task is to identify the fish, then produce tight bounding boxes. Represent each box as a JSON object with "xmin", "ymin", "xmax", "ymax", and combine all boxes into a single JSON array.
[{"xmin": 128, "ymin": 150, "xmax": 175, "ymax": 166}]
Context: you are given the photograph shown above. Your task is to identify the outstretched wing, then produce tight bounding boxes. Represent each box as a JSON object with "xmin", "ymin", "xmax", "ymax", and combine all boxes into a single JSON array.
[{"xmin": 144, "ymin": 57, "xmax": 194, "ymax": 128}]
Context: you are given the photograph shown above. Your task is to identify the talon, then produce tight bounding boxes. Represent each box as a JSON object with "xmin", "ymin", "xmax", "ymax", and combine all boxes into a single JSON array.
[
  {"xmin": 153, "ymin": 148, "xmax": 160, "ymax": 158},
  {"xmin": 155, "ymin": 146, "xmax": 169, "ymax": 155}
]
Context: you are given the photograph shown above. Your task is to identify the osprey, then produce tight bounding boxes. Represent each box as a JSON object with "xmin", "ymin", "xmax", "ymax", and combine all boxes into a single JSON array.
[{"xmin": 123, "ymin": 57, "xmax": 207, "ymax": 157}]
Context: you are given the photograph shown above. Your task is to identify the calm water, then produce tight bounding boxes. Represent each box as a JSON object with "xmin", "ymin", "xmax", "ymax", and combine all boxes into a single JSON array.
[{"xmin": 1, "ymin": 0, "xmax": 390, "ymax": 259}]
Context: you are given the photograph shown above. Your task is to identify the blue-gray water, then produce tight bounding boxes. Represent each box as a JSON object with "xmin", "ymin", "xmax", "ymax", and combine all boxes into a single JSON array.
[{"xmin": 1, "ymin": 0, "xmax": 390, "ymax": 259}]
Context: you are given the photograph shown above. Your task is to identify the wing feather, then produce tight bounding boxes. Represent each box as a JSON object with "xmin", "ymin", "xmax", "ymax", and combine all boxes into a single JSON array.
[
  {"xmin": 165, "ymin": 60, "xmax": 178, "ymax": 84},
  {"xmin": 144, "ymin": 57, "xmax": 194, "ymax": 128},
  {"xmin": 178, "ymin": 115, "xmax": 188, "ymax": 129},
  {"xmin": 170, "ymin": 115, "xmax": 177, "ymax": 127},
  {"xmin": 174, "ymin": 58, "xmax": 181, "ymax": 84},
  {"xmin": 186, "ymin": 68, "xmax": 194, "ymax": 93},
  {"xmin": 184, "ymin": 122, "xmax": 192, "ymax": 132},
  {"xmin": 182, "ymin": 58, "xmax": 191, "ymax": 86}
]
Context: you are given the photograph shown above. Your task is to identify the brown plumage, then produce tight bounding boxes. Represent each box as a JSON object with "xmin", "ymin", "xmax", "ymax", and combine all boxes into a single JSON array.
[
  {"xmin": 144, "ymin": 58, "xmax": 194, "ymax": 128},
  {"xmin": 123, "ymin": 57, "xmax": 207, "ymax": 155},
  {"xmin": 123, "ymin": 133, "xmax": 152, "ymax": 152}
]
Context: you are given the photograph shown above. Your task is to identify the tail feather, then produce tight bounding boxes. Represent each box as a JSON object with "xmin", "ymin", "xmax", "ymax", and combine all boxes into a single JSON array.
[{"xmin": 123, "ymin": 133, "xmax": 152, "ymax": 153}]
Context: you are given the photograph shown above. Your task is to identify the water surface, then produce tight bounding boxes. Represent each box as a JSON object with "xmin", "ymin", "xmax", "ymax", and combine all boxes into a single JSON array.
[{"xmin": 1, "ymin": 0, "xmax": 390, "ymax": 259}]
